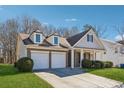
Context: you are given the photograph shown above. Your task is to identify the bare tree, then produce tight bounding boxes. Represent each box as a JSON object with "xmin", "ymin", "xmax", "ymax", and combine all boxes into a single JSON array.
[
  {"xmin": 0, "ymin": 19, "xmax": 19, "ymax": 64},
  {"xmin": 94, "ymin": 25, "xmax": 108, "ymax": 38},
  {"xmin": 69, "ymin": 26, "xmax": 80, "ymax": 36},
  {"xmin": 83, "ymin": 24, "xmax": 108, "ymax": 38},
  {"xmin": 114, "ymin": 25, "xmax": 124, "ymax": 42},
  {"xmin": 56, "ymin": 26, "xmax": 80, "ymax": 38},
  {"xmin": 21, "ymin": 16, "xmax": 32, "ymax": 34},
  {"xmin": 20, "ymin": 16, "xmax": 80, "ymax": 38},
  {"xmin": 21, "ymin": 16, "xmax": 43, "ymax": 34},
  {"xmin": 43, "ymin": 25, "xmax": 57, "ymax": 36}
]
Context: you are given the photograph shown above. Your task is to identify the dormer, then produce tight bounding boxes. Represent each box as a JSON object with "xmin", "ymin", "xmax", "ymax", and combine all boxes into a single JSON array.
[
  {"xmin": 30, "ymin": 30, "xmax": 45, "ymax": 44},
  {"xmin": 46, "ymin": 32, "xmax": 60, "ymax": 46}
]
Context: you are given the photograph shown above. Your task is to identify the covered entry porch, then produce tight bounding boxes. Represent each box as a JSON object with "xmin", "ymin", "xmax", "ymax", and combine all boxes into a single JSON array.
[{"xmin": 70, "ymin": 48, "xmax": 104, "ymax": 68}]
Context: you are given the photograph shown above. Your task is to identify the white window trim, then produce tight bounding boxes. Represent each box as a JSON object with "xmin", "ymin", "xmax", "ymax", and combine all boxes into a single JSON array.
[
  {"xmin": 87, "ymin": 34, "xmax": 93, "ymax": 43},
  {"xmin": 53, "ymin": 36, "xmax": 59, "ymax": 45},
  {"xmin": 34, "ymin": 33, "xmax": 43, "ymax": 44}
]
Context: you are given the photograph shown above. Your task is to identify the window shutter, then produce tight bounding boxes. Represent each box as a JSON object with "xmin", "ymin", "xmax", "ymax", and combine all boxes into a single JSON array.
[
  {"xmin": 91, "ymin": 35, "xmax": 93, "ymax": 42},
  {"xmin": 87, "ymin": 34, "xmax": 89, "ymax": 42}
]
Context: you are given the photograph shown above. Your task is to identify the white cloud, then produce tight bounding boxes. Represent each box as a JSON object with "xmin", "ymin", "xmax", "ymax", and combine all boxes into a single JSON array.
[
  {"xmin": 115, "ymin": 34, "xmax": 124, "ymax": 41},
  {"xmin": 42, "ymin": 22, "xmax": 49, "ymax": 25},
  {"xmin": 65, "ymin": 18, "xmax": 78, "ymax": 22}
]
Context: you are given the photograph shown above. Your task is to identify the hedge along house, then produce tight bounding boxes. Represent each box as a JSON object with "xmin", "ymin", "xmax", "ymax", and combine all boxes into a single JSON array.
[{"xmin": 16, "ymin": 28, "xmax": 124, "ymax": 70}]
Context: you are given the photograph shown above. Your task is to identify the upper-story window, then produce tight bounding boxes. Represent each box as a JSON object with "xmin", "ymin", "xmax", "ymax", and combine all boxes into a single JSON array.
[
  {"xmin": 53, "ymin": 36, "xmax": 59, "ymax": 45},
  {"xmin": 115, "ymin": 48, "xmax": 118, "ymax": 53},
  {"xmin": 34, "ymin": 33, "xmax": 42, "ymax": 44},
  {"xmin": 120, "ymin": 47, "xmax": 124, "ymax": 54},
  {"xmin": 87, "ymin": 34, "xmax": 93, "ymax": 42}
]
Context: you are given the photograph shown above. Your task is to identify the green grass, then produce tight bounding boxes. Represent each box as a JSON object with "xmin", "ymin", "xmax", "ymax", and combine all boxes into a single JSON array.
[
  {"xmin": 0, "ymin": 64, "xmax": 53, "ymax": 88},
  {"xmin": 84, "ymin": 68, "xmax": 124, "ymax": 83}
]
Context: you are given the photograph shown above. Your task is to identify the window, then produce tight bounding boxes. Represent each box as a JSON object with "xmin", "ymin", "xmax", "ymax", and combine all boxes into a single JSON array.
[
  {"xmin": 53, "ymin": 36, "xmax": 59, "ymax": 45},
  {"xmin": 104, "ymin": 52, "xmax": 106, "ymax": 54},
  {"xmin": 120, "ymin": 47, "xmax": 124, "ymax": 54},
  {"xmin": 34, "ymin": 33, "xmax": 42, "ymax": 44},
  {"xmin": 91, "ymin": 35, "xmax": 93, "ymax": 42},
  {"xmin": 87, "ymin": 34, "xmax": 93, "ymax": 42},
  {"xmin": 87, "ymin": 34, "xmax": 89, "ymax": 42},
  {"xmin": 115, "ymin": 48, "xmax": 118, "ymax": 53}
]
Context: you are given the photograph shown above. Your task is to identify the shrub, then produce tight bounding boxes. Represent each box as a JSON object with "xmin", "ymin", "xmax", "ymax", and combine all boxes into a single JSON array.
[
  {"xmin": 104, "ymin": 61, "xmax": 113, "ymax": 68},
  {"xmin": 0, "ymin": 58, "xmax": 4, "ymax": 63},
  {"xmin": 93, "ymin": 62, "xmax": 101, "ymax": 68},
  {"xmin": 94, "ymin": 60, "xmax": 104, "ymax": 68},
  {"xmin": 104, "ymin": 62, "xmax": 110, "ymax": 68},
  {"xmin": 93, "ymin": 60, "xmax": 104, "ymax": 68},
  {"xmin": 16, "ymin": 57, "xmax": 34, "ymax": 72},
  {"xmin": 82, "ymin": 60, "xmax": 93, "ymax": 68},
  {"xmin": 14, "ymin": 62, "xmax": 17, "ymax": 67}
]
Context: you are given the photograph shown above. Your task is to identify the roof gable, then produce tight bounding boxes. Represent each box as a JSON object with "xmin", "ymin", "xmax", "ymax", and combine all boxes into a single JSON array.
[
  {"xmin": 74, "ymin": 29, "xmax": 105, "ymax": 50},
  {"xmin": 67, "ymin": 28, "xmax": 91, "ymax": 46},
  {"xmin": 29, "ymin": 30, "xmax": 46, "ymax": 37},
  {"xmin": 46, "ymin": 32, "xmax": 61, "ymax": 38}
]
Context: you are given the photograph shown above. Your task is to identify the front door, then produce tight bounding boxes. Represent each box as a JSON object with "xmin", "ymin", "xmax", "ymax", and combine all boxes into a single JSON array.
[
  {"xmin": 84, "ymin": 52, "xmax": 90, "ymax": 60},
  {"xmin": 75, "ymin": 52, "xmax": 80, "ymax": 67}
]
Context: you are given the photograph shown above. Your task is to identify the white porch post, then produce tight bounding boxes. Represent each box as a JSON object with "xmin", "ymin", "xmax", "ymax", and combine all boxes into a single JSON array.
[
  {"xmin": 80, "ymin": 49, "xmax": 84, "ymax": 67},
  {"xmin": 93, "ymin": 50, "xmax": 96, "ymax": 61},
  {"xmin": 71, "ymin": 49, "xmax": 74, "ymax": 68}
]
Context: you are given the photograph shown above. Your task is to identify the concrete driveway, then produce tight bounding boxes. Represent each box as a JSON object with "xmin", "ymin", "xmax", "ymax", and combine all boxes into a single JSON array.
[{"xmin": 35, "ymin": 68, "xmax": 123, "ymax": 88}]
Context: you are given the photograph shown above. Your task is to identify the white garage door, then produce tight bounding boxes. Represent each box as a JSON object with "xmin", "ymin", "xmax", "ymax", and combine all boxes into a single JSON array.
[
  {"xmin": 51, "ymin": 52, "xmax": 66, "ymax": 68},
  {"xmin": 31, "ymin": 51, "xmax": 49, "ymax": 70}
]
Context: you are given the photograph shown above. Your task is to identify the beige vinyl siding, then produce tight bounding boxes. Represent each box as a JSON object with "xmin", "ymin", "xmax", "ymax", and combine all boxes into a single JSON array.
[
  {"xmin": 75, "ymin": 30, "xmax": 104, "ymax": 50},
  {"xmin": 46, "ymin": 35, "xmax": 53, "ymax": 44},
  {"xmin": 60, "ymin": 37, "xmax": 71, "ymax": 47},
  {"xmin": 16, "ymin": 36, "xmax": 27, "ymax": 60}
]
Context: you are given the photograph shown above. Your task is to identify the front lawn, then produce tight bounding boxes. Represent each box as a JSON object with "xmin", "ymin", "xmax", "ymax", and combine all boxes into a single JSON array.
[
  {"xmin": 0, "ymin": 64, "xmax": 53, "ymax": 88},
  {"xmin": 84, "ymin": 68, "xmax": 124, "ymax": 83}
]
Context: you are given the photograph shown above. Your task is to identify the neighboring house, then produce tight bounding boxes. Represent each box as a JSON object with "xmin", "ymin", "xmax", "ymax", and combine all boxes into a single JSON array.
[
  {"xmin": 97, "ymin": 39, "xmax": 124, "ymax": 66},
  {"xmin": 117, "ymin": 40, "xmax": 124, "ymax": 54},
  {"xmin": 16, "ymin": 28, "xmax": 124, "ymax": 70}
]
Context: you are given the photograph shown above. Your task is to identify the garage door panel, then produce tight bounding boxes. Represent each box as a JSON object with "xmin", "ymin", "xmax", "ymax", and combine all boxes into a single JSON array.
[
  {"xmin": 31, "ymin": 51, "xmax": 49, "ymax": 70},
  {"xmin": 51, "ymin": 52, "xmax": 66, "ymax": 68}
]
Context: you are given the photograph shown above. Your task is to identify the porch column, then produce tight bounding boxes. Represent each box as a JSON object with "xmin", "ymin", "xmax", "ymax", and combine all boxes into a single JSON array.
[
  {"xmin": 71, "ymin": 49, "xmax": 74, "ymax": 68},
  {"xmin": 93, "ymin": 50, "xmax": 96, "ymax": 61},
  {"xmin": 80, "ymin": 49, "xmax": 84, "ymax": 67}
]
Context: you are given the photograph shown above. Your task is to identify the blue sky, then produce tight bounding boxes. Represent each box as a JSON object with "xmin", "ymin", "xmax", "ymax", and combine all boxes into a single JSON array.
[{"xmin": 0, "ymin": 5, "xmax": 124, "ymax": 41}]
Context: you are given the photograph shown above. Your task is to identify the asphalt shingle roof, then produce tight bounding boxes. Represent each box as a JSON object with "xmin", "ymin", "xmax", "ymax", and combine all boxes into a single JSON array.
[
  {"xmin": 66, "ymin": 29, "xmax": 90, "ymax": 46},
  {"xmin": 23, "ymin": 38, "xmax": 34, "ymax": 45}
]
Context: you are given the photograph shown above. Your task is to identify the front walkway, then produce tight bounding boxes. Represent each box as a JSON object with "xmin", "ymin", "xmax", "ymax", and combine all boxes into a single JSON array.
[{"xmin": 35, "ymin": 68, "xmax": 123, "ymax": 88}]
